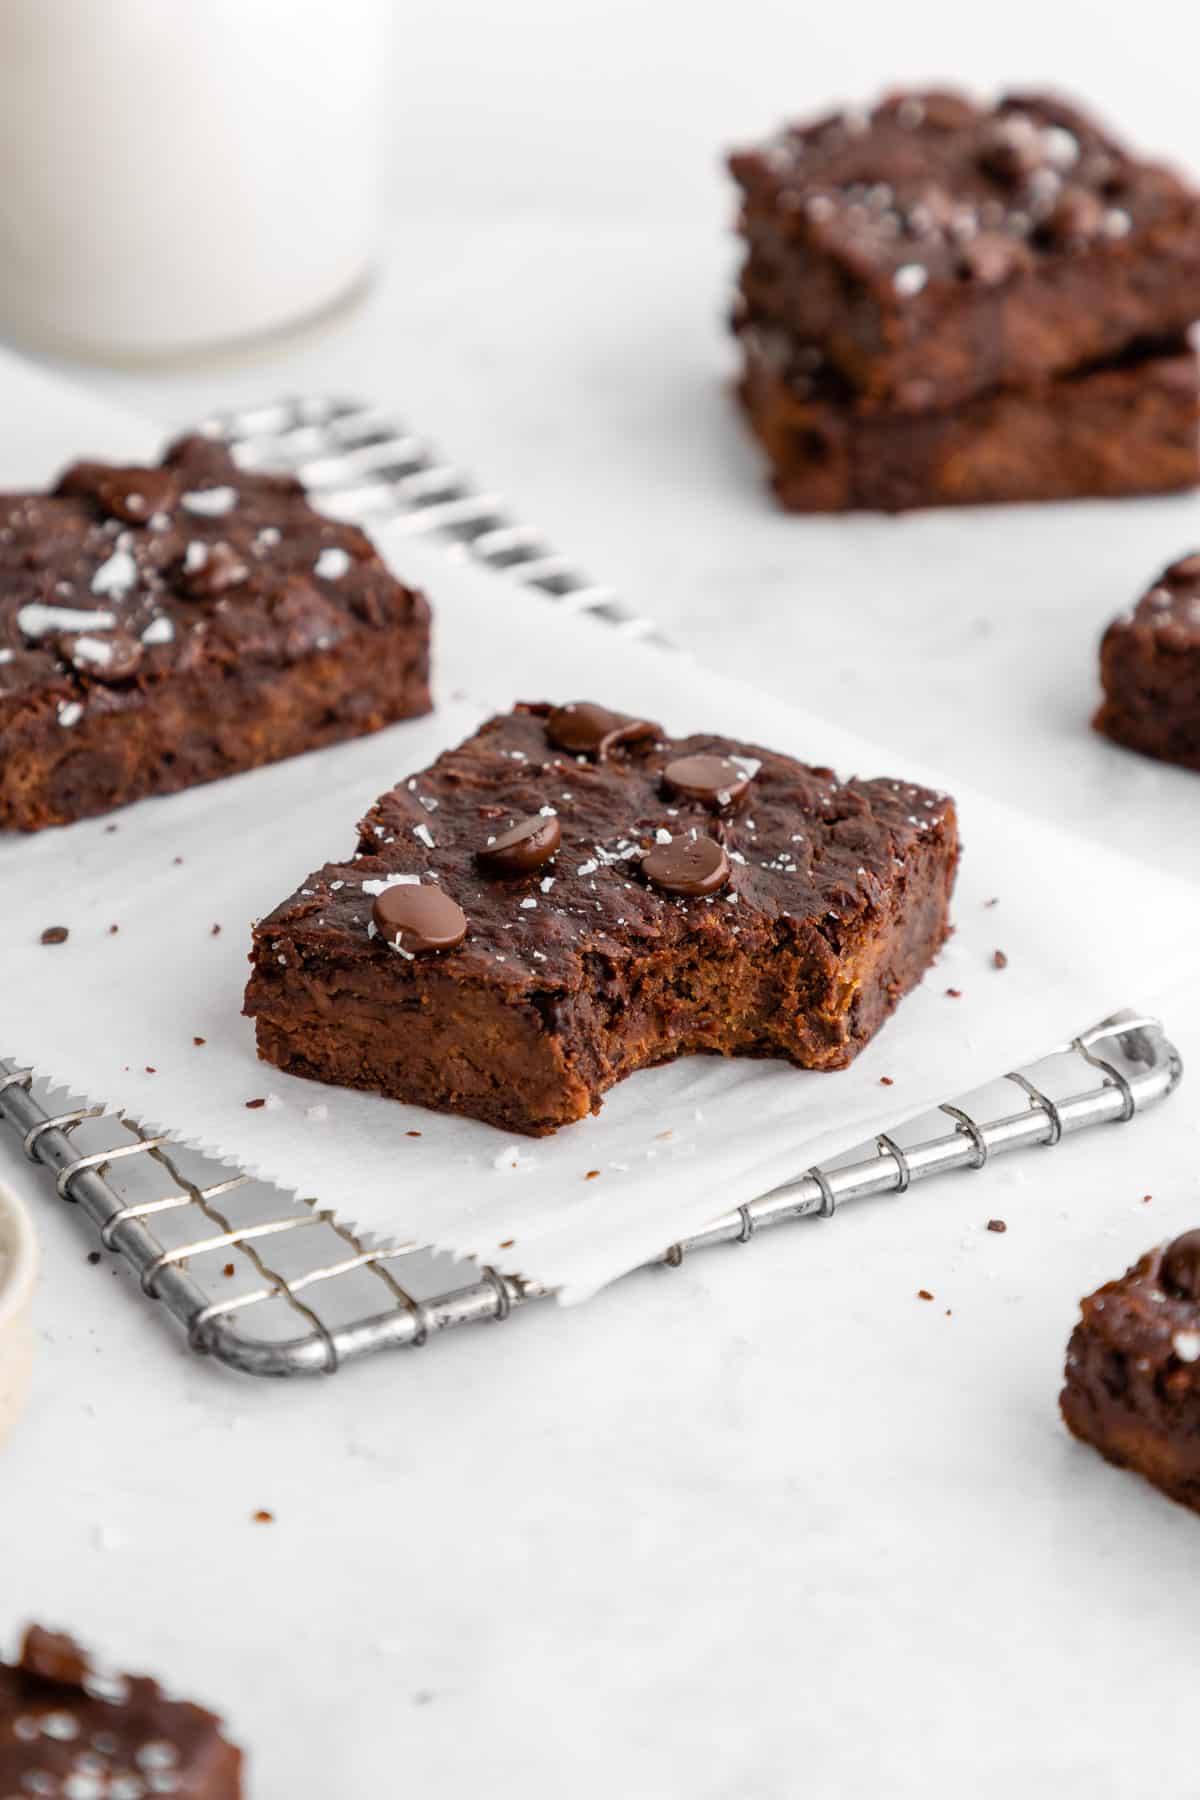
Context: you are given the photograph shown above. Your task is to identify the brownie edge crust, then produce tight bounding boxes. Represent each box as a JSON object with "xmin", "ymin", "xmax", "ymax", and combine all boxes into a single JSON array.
[
  {"xmin": 1061, "ymin": 1232, "xmax": 1200, "ymax": 1513},
  {"xmin": 245, "ymin": 703, "xmax": 958, "ymax": 1136}
]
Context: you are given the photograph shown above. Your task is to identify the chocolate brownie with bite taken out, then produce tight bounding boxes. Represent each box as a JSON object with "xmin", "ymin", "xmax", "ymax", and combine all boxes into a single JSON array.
[{"xmin": 244, "ymin": 701, "xmax": 959, "ymax": 1136}]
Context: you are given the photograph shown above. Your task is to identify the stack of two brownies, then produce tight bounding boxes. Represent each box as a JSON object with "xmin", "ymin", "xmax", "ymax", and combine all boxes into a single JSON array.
[{"xmin": 729, "ymin": 90, "xmax": 1200, "ymax": 512}]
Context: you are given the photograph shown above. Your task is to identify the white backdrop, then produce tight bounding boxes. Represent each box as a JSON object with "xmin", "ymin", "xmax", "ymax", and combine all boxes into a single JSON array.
[{"xmin": 5, "ymin": 6, "xmax": 1200, "ymax": 1796}]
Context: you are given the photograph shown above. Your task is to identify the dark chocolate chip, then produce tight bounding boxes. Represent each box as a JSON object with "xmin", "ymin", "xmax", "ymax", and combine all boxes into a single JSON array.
[
  {"xmin": 40, "ymin": 925, "xmax": 69, "ymax": 945},
  {"xmin": 476, "ymin": 812, "xmax": 561, "ymax": 875},
  {"xmin": 373, "ymin": 882, "xmax": 468, "ymax": 955},
  {"xmin": 20, "ymin": 1627, "xmax": 90, "ymax": 1688},
  {"xmin": 1161, "ymin": 1229, "xmax": 1200, "ymax": 1300},
  {"xmin": 918, "ymin": 91, "xmax": 978, "ymax": 131},
  {"xmin": 545, "ymin": 701, "xmax": 658, "ymax": 759},
  {"xmin": 978, "ymin": 119, "xmax": 1044, "ymax": 184},
  {"xmin": 1041, "ymin": 186, "xmax": 1104, "ymax": 246},
  {"xmin": 641, "ymin": 832, "xmax": 730, "ymax": 897},
  {"xmin": 662, "ymin": 753, "xmax": 754, "ymax": 808},
  {"xmin": 95, "ymin": 466, "xmax": 177, "ymax": 524},
  {"xmin": 180, "ymin": 539, "xmax": 250, "ymax": 598}
]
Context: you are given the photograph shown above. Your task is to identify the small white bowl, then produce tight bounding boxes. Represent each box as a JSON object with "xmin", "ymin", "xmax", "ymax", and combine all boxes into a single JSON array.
[{"xmin": 0, "ymin": 1180, "xmax": 38, "ymax": 1447}]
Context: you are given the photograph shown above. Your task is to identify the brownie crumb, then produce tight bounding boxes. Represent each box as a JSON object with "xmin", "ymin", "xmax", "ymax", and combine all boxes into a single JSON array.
[
  {"xmin": 917, "ymin": 1289, "xmax": 935, "ymax": 1301},
  {"xmin": 223, "ymin": 1262, "xmax": 236, "ymax": 1278},
  {"xmin": 86, "ymin": 1250, "xmax": 102, "ymax": 1266},
  {"xmin": 211, "ymin": 923, "xmax": 222, "ymax": 936},
  {"xmin": 245, "ymin": 1097, "xmax": 266, "ymax": 1110},
  {"xmin": 992, "ymin": 949, "xmax": 1008, "ymax": 969},
  {"xmin": 144, "ymin": 1065, "xmax": 156, "ymax": 1074},
  {"xmin": 987, "ymin": 1219, "xmax": 1007, "ymax": 1233},
  {"xmin": 405, "ymin": 1129, "xmax": 422, "ymax": 1138},
  {"xmin": 1143, "ymin": 1193, "xmax": 1153, "ymax": 1204},
  {"xmin": 498, "ymin": 1238, "xmax": 514, "ymax": 1250},
  {"xmin": 108, "ymin": 923, "xmax": 119, "ymax": 935},
  {"xmin": 40, "ymin": 925, "xmax": 68, "ymax": 945},
  {"xmin": 585, "ymin": 1169, "xmax": 601, "ymax": 1180},
  {"xmin": 193, "ymin": 1035, "xmax": 206, "ymax": 1046},
  {"xmin": 879, "ymin": 1075, "xmax": 894, "ymax": 1086},
  {"xmin": 251, "ymin": 1509, "xmax": 274, "ymax": 1524},
  {"xmin": 945, "ymin": 987, "xmax": 962, "ymax": 998}
]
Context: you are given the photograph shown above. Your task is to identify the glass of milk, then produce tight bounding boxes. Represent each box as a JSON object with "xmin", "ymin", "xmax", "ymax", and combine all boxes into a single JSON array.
[{"xmin": 0, "ymin": 0, "xmax": 390, "ymax": 361}]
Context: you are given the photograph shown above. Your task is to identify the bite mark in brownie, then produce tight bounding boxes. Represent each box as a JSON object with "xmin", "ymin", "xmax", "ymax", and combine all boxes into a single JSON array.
[
  {"xmin": 729, "ymin": 89, "xmax": 1200, "ymax": 414},
  {"xmin": 244, "ymin": 703, "xmax": 959, "ymax": 1136},
  {"xmin": 1094, "ymin": 553, "xmax": 1200, "ymax": 769},
  {"xmin": 0, "ymin": 435, "xmax": 431, "ymax": 831},
  {"xmin": 0, "ymin": 1624, "xmax": 243, "ymax": 1797},
  {"xmin": 738, "ymin": 328, "xmax": 1200, "ymax": 512},
  {"xmin": 1061, "ymin": 1230, "xmax": 1200, "ymax": 1513}
]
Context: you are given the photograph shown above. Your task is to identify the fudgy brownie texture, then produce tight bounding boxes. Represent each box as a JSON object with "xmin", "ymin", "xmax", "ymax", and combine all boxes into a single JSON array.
[
  {"xmin": 1061, "ymin": 1231, "xmax": 1200, "ymax": 1514},
  {"xmin": 245, "ymin": 702, "xmax": 959, "ymax": 1136},
  {"xmin": 1094, "ymin": 553, "xmax": 1200, "ymax": 769},
  {"xmin": 738, "ymin": 328, "xmax": 1200, "ymax": 512},
  {"xmin": 0, "ymin": 1624, "xmax": 243, "ymax": 1797},
  {"xmin": 0, "ymin": 435, "xmax": 431, "ymax": 830},
  {"xmin": 729, "ymin": 88, "xmax": 1200, "ymax": 415}
]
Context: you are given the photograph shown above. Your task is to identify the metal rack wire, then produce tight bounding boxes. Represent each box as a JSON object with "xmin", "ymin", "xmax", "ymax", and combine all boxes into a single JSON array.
[
  {"xmin": 0, "ymin": 396, "xmax": 1185, "ymax": 1375},
  {"xmin": 0, "ymin": 1013, "xmax": 1183, "ymax": 1374}
]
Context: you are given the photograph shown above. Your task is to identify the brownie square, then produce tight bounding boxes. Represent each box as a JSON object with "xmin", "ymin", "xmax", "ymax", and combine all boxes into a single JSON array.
[
  {"xmin": 0, "ymin": 435, "xmax": 431, "ymax": 830},
  {"xmin": 1095, "ymin": 553, "xmax": 1200, "ymax": 768},
  {"xmin": 0, "ymin": 1624, "xmax": 243, "ymax": 1797},
  {"xmin": 1061, "ymin": 1231, "xmax": 1200, "ymax": 1513},
  {"xmin": 244, "ymin": 702, "xmax": 959, "ymax": 1136},
  {"xmin": 729, "ymin": 89, "xmax": 1200, "ymax": 415},
  {"xmin": 737, "ymin": 329, "xmax": 1200, "ymax": 512}
]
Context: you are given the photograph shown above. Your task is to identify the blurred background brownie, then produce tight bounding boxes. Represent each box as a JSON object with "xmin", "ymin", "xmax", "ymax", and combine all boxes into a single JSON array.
[
  {"xmin": 739, "ymin": 329, "xmax": 1200, "ymax": 512},
  {"xmin": 1095, "ymin": 554, "xmax": 1200, "ymax": 768},
  {"xmin": 728, "ymin": 89, "xmax": 1200, "ymax": 510},
  {"xmin": 1061, "ymin": 1231, "xmax": 1200, "ymax": 1513},
  {"xmin": 0, "ymin": 1623, "xmax": 243, "ymax": 1796},
  {"xmin": 0, "ymin": 435, "xmax": 431, "ymax": 831}
]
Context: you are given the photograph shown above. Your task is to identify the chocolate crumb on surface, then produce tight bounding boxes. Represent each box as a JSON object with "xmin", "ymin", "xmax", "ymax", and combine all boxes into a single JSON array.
[
  {"xmin": 86, "ymin": 1250, "xmax": 102, "ymax": 1265},
  {"xmin": 917, "ymin": 1289, "xmax": 935, "ymax": 1301},
  {"xmin": 244, "ymin": 1097, "xmax": 266, "ymax": 1110},
  {"xmin": 39, "ymin": 925, "xmax": 68, "ymax": 945},
  {"xmin": 987, "ymin": 1219, "xmax": 1008, "ymax": 1233},
  {"xmin": 992, "ymin": 949, "xmax": 1008, "ymax": 968}
]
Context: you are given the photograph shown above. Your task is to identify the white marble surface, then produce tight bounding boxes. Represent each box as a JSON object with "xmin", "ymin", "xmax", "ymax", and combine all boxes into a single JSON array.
[{"xmin": 7, "ymin": 5, "xmax": 1200, "ymax": 1793}]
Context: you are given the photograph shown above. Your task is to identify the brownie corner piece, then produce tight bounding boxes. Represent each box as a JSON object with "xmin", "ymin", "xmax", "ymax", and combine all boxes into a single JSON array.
[
  {"xmin": 1095, "ymin": 552, "xmax": 1200, "ymax": 769},
  {"xmin": 0, "ymin": 434, "xmax": 431, "ymax": 831},
  {"xmin": 244, "ymin": 702, "xmax": 958, "ymax": 1136},
  {"xmin": 0, "ymin": 1623, "xmax": 243, "ymax": 1797},
  {"xmin": 1061, "ymin": 1230, "xmax": 1200, "ymax": 1513}
]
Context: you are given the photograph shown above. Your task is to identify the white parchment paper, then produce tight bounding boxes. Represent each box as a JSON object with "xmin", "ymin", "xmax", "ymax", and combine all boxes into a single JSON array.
[{"xmin": 1, "ymin": 353, "xmax": 1196, "ymax": 1299}]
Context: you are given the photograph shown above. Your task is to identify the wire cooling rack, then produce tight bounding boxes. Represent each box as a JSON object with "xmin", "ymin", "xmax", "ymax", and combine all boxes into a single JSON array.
[
  {"xmin": 0, "ymin": 396, "xmax": 1186, "ymax": 1376},
  {"xmin": 0, "ymin": 1014, "xmax": 1183, "ymax": 1374}
]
